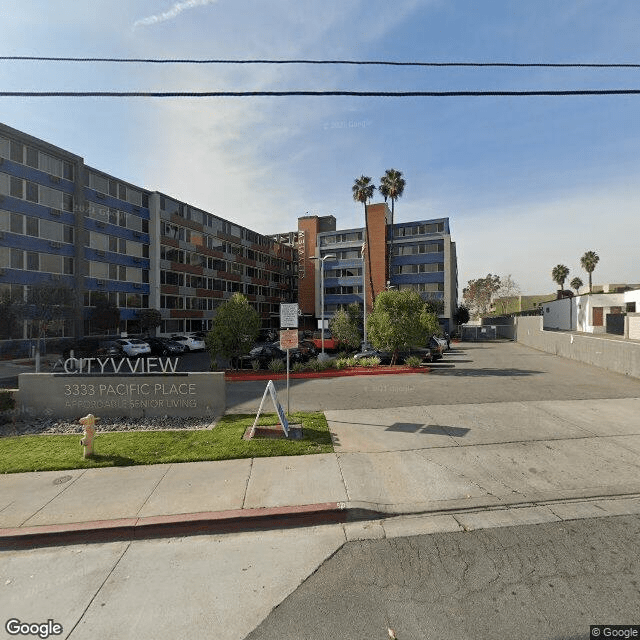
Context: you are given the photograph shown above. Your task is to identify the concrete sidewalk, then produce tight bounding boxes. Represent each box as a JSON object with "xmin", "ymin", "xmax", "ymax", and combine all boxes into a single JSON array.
[{"xmin": 2, "ymin": 396, "xmax": 640, "ymax": 548}]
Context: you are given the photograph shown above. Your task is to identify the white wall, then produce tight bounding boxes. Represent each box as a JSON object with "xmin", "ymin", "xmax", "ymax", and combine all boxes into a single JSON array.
[{"xmin": 542, "ymin": 297, "xmax": 575, "ymax": 330}]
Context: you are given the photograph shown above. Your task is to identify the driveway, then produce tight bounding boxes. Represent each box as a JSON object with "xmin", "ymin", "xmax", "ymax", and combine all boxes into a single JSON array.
[{"xmin": 226, "ymin": 341, "xmax": 640, "ymax": 413}]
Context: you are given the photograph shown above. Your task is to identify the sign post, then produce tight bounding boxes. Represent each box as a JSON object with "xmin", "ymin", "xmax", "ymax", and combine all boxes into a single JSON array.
[{"xmin": 279, "ymin": 303, "xmax": 299, "ymax": 420}]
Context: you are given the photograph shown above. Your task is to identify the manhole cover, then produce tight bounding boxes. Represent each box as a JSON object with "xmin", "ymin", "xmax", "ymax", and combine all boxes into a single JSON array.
[{"xmin": 53, "ymin": 475, "xmax": 73, "ymax": 485}]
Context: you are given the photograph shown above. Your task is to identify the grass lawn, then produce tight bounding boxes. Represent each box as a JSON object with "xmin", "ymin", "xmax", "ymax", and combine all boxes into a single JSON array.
[{"xmin": 0, "ymin": 412, "xmax": 333, "ymax": 474}]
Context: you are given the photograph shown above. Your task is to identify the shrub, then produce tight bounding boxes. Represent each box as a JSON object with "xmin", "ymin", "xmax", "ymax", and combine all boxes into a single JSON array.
[
  {"xmin": 251, "ymin": 359, "xmax": 261, "ymax": 371},
  {"xmin": 335, "ymin": 358, "xmax": 350, "ymax": 370},
  {"xmin": 0, "ymin": 390, "xmax": 15, "ymax": 411},
  {"xmin": 359, "ymin": 356, "xmax": 381, "ymax": 367},
  {"xmin": 267, "ymin": 358, "xmax": 285, "ymax": 372},
  {"xmin": 292, "ymin": 362, "xmax": 307, "ymax": 373},
  {"xmin": 404, "ymin": 355, "xmax": 422, "ymax": 368},
  {"xmin": 308, "ymin": 358, "xmax": 323, "ymax": 372}
]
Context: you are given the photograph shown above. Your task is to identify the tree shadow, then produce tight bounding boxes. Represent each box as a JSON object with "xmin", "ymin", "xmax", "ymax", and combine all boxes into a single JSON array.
[
  {"xmin": 430, "ymin": 368, "xmax": 542, "ymax": 377},
  {"xmin": 88, "ymin": 454, "xmax": 136, "ymax": 466},
  {"xmin": 385, "ymin": 423, "xmax": 470, "ymax": 437}
]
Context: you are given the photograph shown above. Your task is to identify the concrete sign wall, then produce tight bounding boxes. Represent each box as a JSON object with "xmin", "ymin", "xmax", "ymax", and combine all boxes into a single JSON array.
[{"xmin": 17, "ymin": 372, "xmax": 226, "ymax": 419}]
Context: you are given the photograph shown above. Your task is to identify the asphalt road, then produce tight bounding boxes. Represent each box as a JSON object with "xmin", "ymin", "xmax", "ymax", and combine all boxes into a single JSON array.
[
  {"xmin": 247, "ymin": 514, "xmax": 640, "ymax": 640},
  {"xmin": 226, "ymin": 342, "xmax": 640, "ymax": 413}
]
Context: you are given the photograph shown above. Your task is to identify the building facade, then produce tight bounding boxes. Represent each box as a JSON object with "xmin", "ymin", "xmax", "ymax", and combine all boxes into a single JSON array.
[
  {"xmin": 0, "ymin": 123, "xmax": 295, "ymax": 344},
  {"xmin": 297, "ymin": 204, "xmax": 458, "ymax": 333}
]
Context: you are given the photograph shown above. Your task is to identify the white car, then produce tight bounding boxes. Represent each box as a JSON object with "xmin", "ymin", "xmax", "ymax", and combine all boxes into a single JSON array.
[
  {"xmin": 114, "ymin": 338, "xmax": 151, "ymax": 357},
  {"xmin": 170, "ymin": 334, "xmax": 206, "ymax": 352}
]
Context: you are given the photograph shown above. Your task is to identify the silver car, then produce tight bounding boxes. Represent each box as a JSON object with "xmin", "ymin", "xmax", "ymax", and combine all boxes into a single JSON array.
[{"xmin": 114, "ymin": 338, "xmax": 151, "ymax": 357}]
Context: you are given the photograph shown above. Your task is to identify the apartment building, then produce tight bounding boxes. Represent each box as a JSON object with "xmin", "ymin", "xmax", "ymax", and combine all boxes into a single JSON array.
[
  {"xmin": 0, "ymin": 123, "xmax": 294, "ymax": 341},
  {"xmin": 297, "ymin": 204, "xmax": 458, "ymax": 333}
]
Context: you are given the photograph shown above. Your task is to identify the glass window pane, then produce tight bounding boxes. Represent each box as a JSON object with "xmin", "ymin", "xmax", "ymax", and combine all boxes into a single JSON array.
[
  {"xmin": 26, "ymin": 147, "xmax": 39, "ymax": 168},
  {"xmin": 10, "ymin": 177, "xmax": 23, "ymax": 198},
  {"xmin": 26, "ymin": 181, "xmax": 38, "ymax": 203},
  {"xmin": 10, "ymin": 141, "xmax": 23, "ymax": 163},
  {"xmin": 11, "ymin": 249, "xmax": 23, "ymax": 268},
  {"xmin": 26, "ymin": 252, "xmax": 39, "ymax": 271},
  {"xmin": 10, "ymin": 213, "xmax": 23, "ymax": 234},
  {"xmin": 26, "ymin": 216, "xmax": 38, "ymax": 236},
  {"xmin": 40, "ymin": 253, "xmax": 62, "ymax": 273}
]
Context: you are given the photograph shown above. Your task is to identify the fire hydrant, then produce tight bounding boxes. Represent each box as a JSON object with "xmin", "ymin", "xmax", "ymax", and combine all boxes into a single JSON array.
[{"xmin": 79, "ymin": 414, "xmax": 98, "ymax": 458}]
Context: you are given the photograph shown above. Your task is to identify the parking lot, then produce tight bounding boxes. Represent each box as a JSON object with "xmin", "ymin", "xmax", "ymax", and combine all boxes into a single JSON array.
[{"xmin": 225, "ymin": 341, "xmax": 640, "ymax": 413}]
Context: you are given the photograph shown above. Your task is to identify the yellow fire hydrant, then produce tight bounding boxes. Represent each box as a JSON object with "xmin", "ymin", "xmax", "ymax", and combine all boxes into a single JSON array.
[{"xmin": 79, "ymin": 414, "xmax": 98, "ymax": 458}]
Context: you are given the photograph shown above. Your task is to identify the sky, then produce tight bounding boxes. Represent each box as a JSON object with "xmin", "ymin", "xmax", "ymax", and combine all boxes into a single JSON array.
[{"xmin": 1, "ymin": 0, "xmax": 639, "ymax": 296}]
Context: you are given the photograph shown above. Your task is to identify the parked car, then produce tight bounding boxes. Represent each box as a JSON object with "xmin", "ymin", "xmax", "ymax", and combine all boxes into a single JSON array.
[
  {"xmin": 170, "ymin": 334, "xmax": 206, "ymax": 352},
  {"xmin": 353, "ymin": 346, "xmax": 432, "ymax": 365},
  {"xmin": 352, "ymin": 348, "xmax": 393, "ymax": 364},
  {"xmin": 145, "ymin": 337, "xmax": 186, "ymax": 356},
  {"xmin": 240, "ymin": 344, "xmax": 287, "ymax": 369},
  {"xmin": 112, "ymin": 338, "xmax": 151, "ymax": 358}
]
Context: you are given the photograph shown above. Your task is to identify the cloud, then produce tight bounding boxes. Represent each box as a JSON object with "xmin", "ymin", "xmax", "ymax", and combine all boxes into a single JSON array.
[{"xmin": 134, "ymin": 0, "xmax": 218, "ymax": 28}]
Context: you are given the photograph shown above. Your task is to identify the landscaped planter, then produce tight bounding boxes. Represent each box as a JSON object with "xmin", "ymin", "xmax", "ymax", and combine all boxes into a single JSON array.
[{"xmin": 224, "ymin": 365, "xmax": 430, "ymax": 381}]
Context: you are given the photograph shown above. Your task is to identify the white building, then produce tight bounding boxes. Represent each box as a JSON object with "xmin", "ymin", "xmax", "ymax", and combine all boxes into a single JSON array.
[{"xmin": 543, "ymin": 289, "xmax": 640, "ymax": 336}]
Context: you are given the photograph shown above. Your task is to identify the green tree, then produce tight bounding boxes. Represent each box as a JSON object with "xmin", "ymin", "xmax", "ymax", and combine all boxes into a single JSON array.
[
  {"xmin": 89, "ymin": 293, "xmax": 121, "ymax": 334},
  {"xmin": 462, "ymin": 274, "xmax": 501, "ymax": 318},
  {"xmin": 367, "ymin": 289, "xmax": 440, "ymax": 365},
  {"xmin": 570, "ymin": 277, "xmax": 584, "ymax": 295},
  {"xmin": 352, "ymin": 175, "xmax": 376, "ymax": 304},
  {"xmin": 329, "ymin": 303, "xmax": 362, "ymax": 350},
  {"xmin": 379, "ymin": 169, "xmax": 406, "ymax": 284},
  {"xmin": 0, "ymin": 288, "xmax": 22, "ymax": 339},
  {"xmin": 138, "ymin": 308, "xmax": 162, "ymax": 335},
  {"xmin": 17, "ymin": 284, "xmax": 76, "ymax": 367},
  {"xmin": 206, "ymin": 293, "xmax": 260, "ymax": 369},
  {"xmin": 551, "ymin": 264, "xmax": 570, "ymax": 290},
  {"xmin": 454, "ymin": 305, "xmax": 470, "ymax": 327},
  {"xmin": 580, "ymin": 250, "xmax": 600, "ymax": 293}
]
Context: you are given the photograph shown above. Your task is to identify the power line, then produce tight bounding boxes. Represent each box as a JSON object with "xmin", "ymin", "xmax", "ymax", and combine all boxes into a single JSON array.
[
  {"xmin": 1, "ymin": 56, "xmax": 640, "ymax": 68},
  {"xmin": 1, "ymin": 89, "xmax": 640, "ymax": 98}
]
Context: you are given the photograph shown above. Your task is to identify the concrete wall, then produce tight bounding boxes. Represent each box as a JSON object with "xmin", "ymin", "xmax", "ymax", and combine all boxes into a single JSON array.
[
  {"xmin": 516, "ymin": 316, "xmax": 640, "ymax": 378},
  {"xmin": 628, "ymin": 313, "xmax": 640, "ymax": 341},
  {"xmin": 17, "ymin": 372, "xmax": 226, "ymax": 419}
]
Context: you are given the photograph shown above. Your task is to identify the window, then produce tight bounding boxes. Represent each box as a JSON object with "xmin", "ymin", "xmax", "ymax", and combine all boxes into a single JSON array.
[
  {"xmin": 26, "ymin": 216, "xmax": 38, "ymax": 236},
  {"xmin": 26, "ymin": 181, "xmax": 38, "ymax": 203},
  {"xmin": 10, "ymin": 141, "xmax": 23, "ymax": 163},
  {"xmin": 10, "ymin": 212, "xmax": 23, "ymax": 234},
  {"xmin": 26, "ymin": 252, "xmax": 39, "ymax": 271},
  {"xmin": 10, "ymin": 177, "xmax": 23, "ymax": 198},
  {"xmin": 90, "ymin": 261, "xmax": 109, "ymax": 279},
  {"xmin": 26, "ymin": 147, "xmax": 39, "ymax": 168},
  {"xmin": 11, "ymin": 249, "xmax": 23, "ymax": 269}
]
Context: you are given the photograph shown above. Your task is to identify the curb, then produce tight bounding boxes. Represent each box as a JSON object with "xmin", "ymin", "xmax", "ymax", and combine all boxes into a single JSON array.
[
  {"xmin": 0, "ymin": 502, "xmax": 356, "ymax": 550},
  {"xmin": 225, "ymin": 366, "xmax": 430, "ymax": 382}
]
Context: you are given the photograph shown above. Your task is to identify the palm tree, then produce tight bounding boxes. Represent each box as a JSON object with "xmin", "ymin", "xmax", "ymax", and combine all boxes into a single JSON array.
[
  {"xmin": 352, "ymin": 176, "xmax": 376, "ymax": 303},
  {"xmin": 580, "ymin": 250, "xmax": 600, "ymax": 293},
  {"xmin": 551, "ymin": 264, "xmax": 570, "ymax": 291},
  {"xmin": 379, "ymin": 169, "xmax": 406, "ymax": 284},
  {"xmin": 570, "ymin": 277, "xmax": 583, "ymax": 295}
]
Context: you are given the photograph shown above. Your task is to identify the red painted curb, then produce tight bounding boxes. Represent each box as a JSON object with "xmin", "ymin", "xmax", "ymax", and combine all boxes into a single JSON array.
[
  {"xmin": 0, "ymin": 503, "xmax": 348, "ymax": 549},
  {"xmin": 225, "ymin": 366, "xmax": 431, "ymax": 382}
]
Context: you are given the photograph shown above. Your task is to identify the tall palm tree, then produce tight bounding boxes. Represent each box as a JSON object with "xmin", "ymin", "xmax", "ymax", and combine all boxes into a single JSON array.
[
  {"xmin": 551, "ymin": 264, "xmax": 570, "ymax": 291},
  {"xmin": 570, "ymin": 277, "xmax": 583, "ymax": 295},
  {"xmin": 352, "ymin": 176, "xmax": 376, "ymax": 304},
  {"xmin": 379, "ymin": 169, "xmax": 406, "ymax": 285},
  {"xmin": 580, "ymin": 250, "xmax": 600, "ymax": 293}
]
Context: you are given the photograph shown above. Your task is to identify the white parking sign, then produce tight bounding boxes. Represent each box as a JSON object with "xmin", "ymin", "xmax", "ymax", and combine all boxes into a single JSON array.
[{"xmin": 280, "ymin": 303, "xmax": 299, "ymax": 328}]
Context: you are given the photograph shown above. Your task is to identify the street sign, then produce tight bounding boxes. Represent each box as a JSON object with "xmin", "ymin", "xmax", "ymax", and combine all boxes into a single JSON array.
[
  {"xmin": 280, "ymin": 303, "xmax": 299, "ymax": 328},
  {"xmin": 280, "ymin": 329, "xmax": 298, "ymax": 350}
]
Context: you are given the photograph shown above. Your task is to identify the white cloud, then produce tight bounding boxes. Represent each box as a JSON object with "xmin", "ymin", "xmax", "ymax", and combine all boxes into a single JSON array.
[
  {"xmin": 454, "ymin": 185, "xmax": 640, "ymax": 295},
  {"xmin": 134, "ymin": 0, "xmax": 219, "ymax": 27}
]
